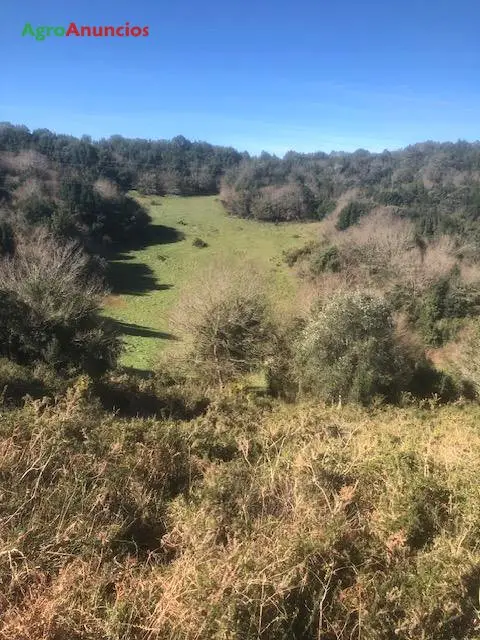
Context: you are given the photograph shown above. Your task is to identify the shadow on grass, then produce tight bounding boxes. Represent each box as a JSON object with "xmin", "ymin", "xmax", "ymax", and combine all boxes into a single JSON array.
[
  {"xmin": 116, "ymin": 224, "xmax": 185, "ymax": 252},
  {"xmin": 105, "ymin": 224, "xmax": 185, "ymax": 295},
  {"xmin": 110, "ymin": 319, "xmax": 179, "ymax": 341},
  {"xmin": 107, "ymin": 261, "xmax": 174, "ymax": 296}
]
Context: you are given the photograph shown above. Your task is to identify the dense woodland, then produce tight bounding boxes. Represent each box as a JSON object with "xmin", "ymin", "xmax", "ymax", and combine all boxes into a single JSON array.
[
  {"xmin": 221, "ymin": 142, "xmax": 480, "ymax": 240},
  {"xmin": 0, "ymin": 122, "xmax": 244, "ymax": 197},
  {"xmin": 3, "ymin": 122, "xmax": 480, "ymax": 243}
]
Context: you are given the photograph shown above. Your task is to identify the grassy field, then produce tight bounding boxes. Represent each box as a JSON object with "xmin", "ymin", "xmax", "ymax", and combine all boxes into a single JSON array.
[{"xmin": 104, "ymin": 195, "xmax": 321, "ymax": 369}]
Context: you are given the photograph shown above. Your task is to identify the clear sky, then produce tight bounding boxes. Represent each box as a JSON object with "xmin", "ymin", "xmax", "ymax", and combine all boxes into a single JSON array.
[{"xmin": 1, "ymin": 0, "xmax": 479, "ymax": 155}]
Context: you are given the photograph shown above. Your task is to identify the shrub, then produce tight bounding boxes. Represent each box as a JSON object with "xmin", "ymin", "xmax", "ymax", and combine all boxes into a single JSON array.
[
  {"xmin": 309, "ymin": 245, "xmax": 341, "ymax": 275},
  {"xmin": 295, "ymin": 292, "xmax": 413, "ymax": 404},
  {"xmin": 315, "ymin": 198, "xmax": 336, "ymax": 219},
  {"xmin": 250, "ymin": 184, "xmax": 309, "ymax": 221},
  {"xmin": 407, "ymin": 358, "xmax": 471, "ymax": 402},
  {"xmin": 412, "ymin": 276, "xmax": 480, "ymax": 346},
  {"xmin": 336, "ymin": 200, "xmax": 370, "ymax": 231},
  {"xmin": 283, "ymin": 241, "xmax": 318, "ymax": 267},
  {"xmin": 265, "ymin": 318, "xmax": 304, "ymax": 401},
  {"xmin": 192, "ymin": 295, "xmax": 272, "ymax": 386},
  {"xmin": 175, "ymin": 267, "xmax": 274, "ymax": 387},
  {"xmin": 0, "ymin": 357, "xmax": 58, "ymax": 404},
  {"xmin": 0, "ymin": 229, "xmax": 121, "ymax": 375},
  {"xmin": 192, "ymin": 237, "xmax": 208, "ymax": 248},
  {"xmin": 19, "ymin": 194, "xmax": 58, "ymax": 226}
]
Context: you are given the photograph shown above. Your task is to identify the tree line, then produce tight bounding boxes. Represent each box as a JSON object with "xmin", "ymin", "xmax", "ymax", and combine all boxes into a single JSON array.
[
  {"xmin": 220, "ymin": 142, "xmax": 480, "ymax": 242},
  {"xmin": 0, "ymin": 122, "xmax": 246, "ymax": 196}
]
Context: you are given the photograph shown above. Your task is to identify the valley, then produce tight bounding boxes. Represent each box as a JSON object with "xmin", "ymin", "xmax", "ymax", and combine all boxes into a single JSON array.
[{"xmin": 104, "ymin": 194, "xmax": 320, "ymax": 368}]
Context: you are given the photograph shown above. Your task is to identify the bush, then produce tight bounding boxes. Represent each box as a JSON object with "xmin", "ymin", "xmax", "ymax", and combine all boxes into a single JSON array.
[
  {"xmin": 283, "ymin": 241, "xmax": 318, "ymax": 267},
  {"xmin": 192, "ymin": 295, "xmax": 272, "ymax": 385},
  {"xmin": 295, "ymin": 292, "xmax": 413, "ymax": 404},
  {"xmin": 315, "ymin": 198, "xmax": 336, "ymax": 219},
  {"xmin": 0, "ymin": 358, "xmax": 60, "ymax": 404},
  {"xmin": 336, "ymin": 200, "xmax": 370, "ymax": 231},
  {"xmin": 175, "ymin": 267, "xmax": 274, "ymax": 387},
  {"xmin": 19, "ymin": 194, "xmax": 57, "ymax": 225},
  {"xmin": 411, "ymin": 276, "xmax": 480, "ymax": 346},
  {"xmin": 265, "ymin": 319, "xmax": 304, "ymax": 401},
  {"xmin": 0, "ymin": 230, "xmax": 121, "ymax": 375},
  {"xmin": 309, "ymin": 245, "xmax": 341, "ymax": 275},
  {"xmin": 250, "ymin": 184, "xmax": 309, "ymax": 221},
  {"xmin": 192, "ymin": 237, "xmax": 208, "ymax": 248}
]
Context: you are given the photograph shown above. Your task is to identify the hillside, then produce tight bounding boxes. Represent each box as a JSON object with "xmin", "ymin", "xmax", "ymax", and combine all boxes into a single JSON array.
[
  {"xmin": 221, "ymin": 142, "xmax": 480, "ymax": 241},
  {"xmin": 2, "ymin": 390, "xmax": 480, "ymax": 640}
]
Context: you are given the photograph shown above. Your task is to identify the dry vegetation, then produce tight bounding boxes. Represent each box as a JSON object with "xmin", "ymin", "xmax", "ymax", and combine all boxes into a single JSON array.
[
  {"xmin": 168, "ymin": 262, "xmax": 274, "ymax": 387},
  {"xmin": 288, "ymin": 209, "xmax": 480, "ymax": 341},
  {"xmin": 0, "ymin": 229, "xmax": 106, "ymax": 322},
  {"xmin": 305, "ymin": 209, "xmax": 473, "ymax": 294},
  {"xmin": 1, "ymin": 381, "xmax": 480, "ymax": 639}
]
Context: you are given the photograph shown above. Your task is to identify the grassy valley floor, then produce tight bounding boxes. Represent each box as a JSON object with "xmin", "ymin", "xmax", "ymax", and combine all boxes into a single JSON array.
[{"xmin": 104, "ymin": 195, "xmax": 321, "ymax": 369}]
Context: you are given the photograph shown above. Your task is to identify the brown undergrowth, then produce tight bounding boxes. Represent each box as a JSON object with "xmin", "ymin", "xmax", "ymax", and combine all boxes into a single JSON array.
[{"xmin": 1, "ymin": 380, "xmax": 480, "ymax": 639}]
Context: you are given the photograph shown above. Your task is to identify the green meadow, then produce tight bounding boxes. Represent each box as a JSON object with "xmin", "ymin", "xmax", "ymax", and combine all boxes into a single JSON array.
[{"xmin": 104, "ymin": 195, "xmax": 320, "ymax": 369}]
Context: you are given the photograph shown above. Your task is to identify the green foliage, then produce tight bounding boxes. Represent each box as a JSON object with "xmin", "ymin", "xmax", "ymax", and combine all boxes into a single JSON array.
[
  {"xmin": 0, "ymin": 289, "xmax": 119, "ymax": 377},
  {"xmin": 414, "ymin": 277, "xmax": 480, "ymax": 346},
  {"xmin": 296, "ymin": 293, "xmax": 413, "ymax": 404},
  {"xmin": 282, "ymin": 240, "xmax": 318, "ymax": 267},
  {"xmin": 283, "ymin": 240, "xmax": 342, "ymax": 278},
  {"xmin": 58, "ymin": 174, "xmax": 151, "ymax": 244},
  {"xmin": 386, "ymin": 274, "xmax": 480, "ymax": 348},
  {"xmin": 0, "ymin": 122, "xmax": 244, "ymax": 197},
  {"xmin": 0, "ymin": 358, "xmax": 62, "ymax": 404},
  {"xmin": 336, "ymin": 200, "xmax": 370, "ymax": 230},
  {"xmin": 315, "ymin": 197, "xmax": 336, "ymax": 219},
  {"xmin": 309, "ymin": 245, "xmax": 341, "ymax": 274},
  {"xmin": 221, "ymin": 140, "xmax": 480, "ymax": 242},
  {"xmin": 265, "ymin": 319, "xmax": 304, "ymax": 401}
]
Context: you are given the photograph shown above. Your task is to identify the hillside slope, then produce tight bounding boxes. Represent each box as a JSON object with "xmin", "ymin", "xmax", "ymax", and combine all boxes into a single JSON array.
[{"xmin": 2, "ymin": 389, "xmax": 480, "ymax": 639}]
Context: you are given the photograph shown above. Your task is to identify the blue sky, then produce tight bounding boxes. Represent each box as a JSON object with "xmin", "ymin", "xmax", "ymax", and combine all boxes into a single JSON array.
[{"xmin": 1, "ymin": 0, "xmax": 479, "ymax": 155}]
